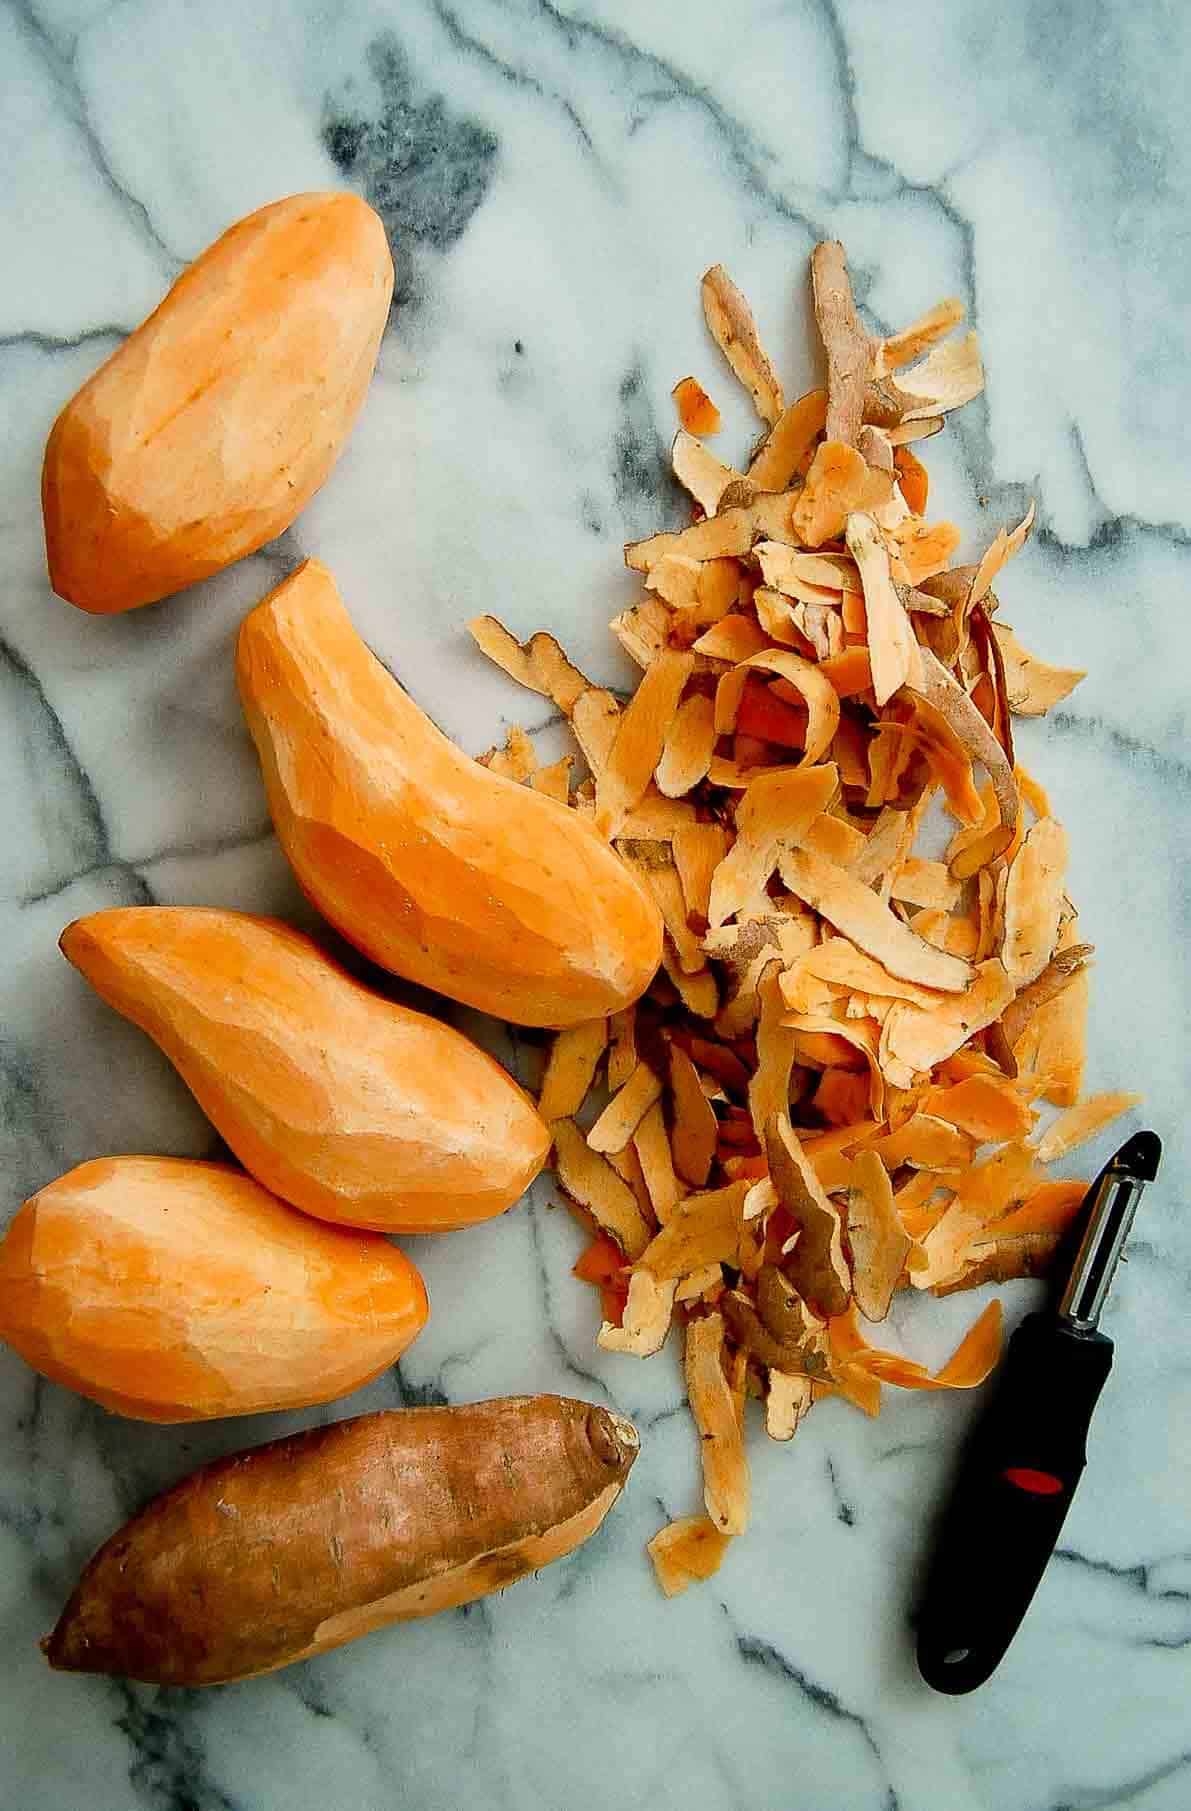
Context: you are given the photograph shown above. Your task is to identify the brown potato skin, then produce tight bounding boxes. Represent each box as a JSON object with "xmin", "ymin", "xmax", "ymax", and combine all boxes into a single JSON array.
[
  {"xmin": 42, "ymin": 192, "xmax": 393, "ymax": 614},
  {"xmin": 236, "ymin": 560, "xmax": 664, "ymax": 1027},
  {"xmin": 44, "ymin": 1396, "xmax": 639, "ymax": 1685},
  {"xmin": 60, "ymin": 908, "xmax": 549, "ymax": 1233},
  {"xmin": 0, "ymin": 1156, "xmax": 428, "ymax": 1421}
]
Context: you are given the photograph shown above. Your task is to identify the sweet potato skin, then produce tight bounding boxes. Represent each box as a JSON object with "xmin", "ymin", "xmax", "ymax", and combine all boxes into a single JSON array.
[
  {"xmin": 0, "ymin": 1156, "xmax": 427, "ymax": 1421},
  {"xmin": 42, "ymin": 192, "xmax": 393, "ymax": 614},
  {"xmin": 44, "ymin": 1396, "xmax": 639, "ymax": 1685},
  {"xmin": 60, "ymin": 908, "xmax": 549, "ymax": 1233},
  {"xmin": 236, "ymin": 560, "xmax": 664, "ymax": 1027}
]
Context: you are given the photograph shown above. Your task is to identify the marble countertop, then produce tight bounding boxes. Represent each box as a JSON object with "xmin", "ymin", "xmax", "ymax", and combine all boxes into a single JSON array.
[{"xmin": 4, "ymin": 2, "xmax": 1190, "ymax": 1807}]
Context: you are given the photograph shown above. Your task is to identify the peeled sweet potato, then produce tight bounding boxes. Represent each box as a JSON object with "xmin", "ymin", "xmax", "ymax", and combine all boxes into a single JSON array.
[
  {"xmin": 61, "ymin": 908, "xmax": 549, "ymax": 1233},
  {"xmin": 0, "ymin": 1156, "xmax": 427, "ymax": 1421},
  {"xmin": 237, "ymin": 560, "xmax": 664, "ymax": 1026},
  {"xmin": 44, "ymin": 1395, "xmax": 639, "ymax": 1685},
  {"xmin": 42, "ymin": 192, "xmax": 393, "ymax": 614}
]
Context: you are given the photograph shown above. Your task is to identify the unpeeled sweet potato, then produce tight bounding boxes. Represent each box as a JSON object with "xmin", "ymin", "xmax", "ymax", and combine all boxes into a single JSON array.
[
  {"xmin": 0, "ymin": 1156, "xmax": 427, "ymax": 1420},
  {"xmin": 237, "ymin": 559, "xmax": 664, "ymax": 1026},
  {"xmin": 44, "ymin": 1395, "xmax": 639, "ymax": 1685},
  {"xmin": 42, "ymin": 192, "xmax": 393, "ymax": 614},
  {"xmin": 61, "ymin": 908, "xmax": 549, "ymax": 1233}
]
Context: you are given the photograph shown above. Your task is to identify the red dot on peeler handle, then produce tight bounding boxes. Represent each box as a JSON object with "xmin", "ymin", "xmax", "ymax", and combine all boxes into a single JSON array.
[{"xmin": 1004, "ymin": 1466, "xmax": 1065, "ymax": 1496}]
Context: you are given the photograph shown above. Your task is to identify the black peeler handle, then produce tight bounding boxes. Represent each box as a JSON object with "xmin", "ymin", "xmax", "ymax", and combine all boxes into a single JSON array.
[
  {"xmin": 916, "ymin": 1129, "xmax": 1159, "ymax": 1694},
  {"xmin": 915, "ymin": 1310, "xmax": 1113, "ymax": 1694}
]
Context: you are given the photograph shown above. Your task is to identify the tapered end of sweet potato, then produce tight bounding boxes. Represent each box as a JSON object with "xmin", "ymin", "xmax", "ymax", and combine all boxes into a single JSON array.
[
  {"xmin": 43, "ymin": 1588, "xmax": 141, "ymax": 1679},
  {"xmin": 585, "ymin": 1404, "xmax": 641, "ymax": 1476},
  {"xmin": 42, "ymin": 1571, "xmax": 123, "ymax": 1676},
  {"xmin": 41, "ymin": 1624, "xmax": 73, "ymax": 1671}
]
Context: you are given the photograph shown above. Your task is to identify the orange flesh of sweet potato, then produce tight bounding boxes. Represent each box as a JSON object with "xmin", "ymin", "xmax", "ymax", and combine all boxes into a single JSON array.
[
  {"xmin": 647, "ymin": 1514, "xmax": 732, "ymax": 1595},
  {"xmin": 0, "ymin": 1157, "xmax": 427, "ymax": 1421},
  {"xmin": 60, "ymin": 908, "xmax": 549, "ymax": 1233},
  {"xmin": 673, "ymin": 376, "xmax": 722, "ymax": 436},
  {"xmin": 734, "ymin": 678, "xmax": 809, "ymax": 747},
  {"xmin": 44, "ymin": 1396, "xmax": 638, "ymax": 1685},
  {"xmin": 43, "ymin": 193, "xmax": 393, "ymax": 614},
  {"xmin": 237, "ymin": 560, "xmax": 662, "ymax": 1027}
]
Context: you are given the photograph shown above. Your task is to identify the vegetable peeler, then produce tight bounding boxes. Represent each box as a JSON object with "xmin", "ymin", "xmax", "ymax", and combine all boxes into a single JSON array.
[{"xmin": 915, "ymin": 1128, "xmax": 1162, "ymax": 1694}]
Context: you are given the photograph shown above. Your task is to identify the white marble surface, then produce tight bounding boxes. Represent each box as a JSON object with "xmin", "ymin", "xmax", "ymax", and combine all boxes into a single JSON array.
[{"xmin": 3, "ymin": 2, "xmax": 1190, "ymax": 1807}]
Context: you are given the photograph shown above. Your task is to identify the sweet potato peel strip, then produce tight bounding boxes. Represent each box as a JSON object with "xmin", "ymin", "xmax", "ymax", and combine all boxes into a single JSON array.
[{"xmin": 468, "ymin": 244, "xmax": 1138, "ymax": 1594}]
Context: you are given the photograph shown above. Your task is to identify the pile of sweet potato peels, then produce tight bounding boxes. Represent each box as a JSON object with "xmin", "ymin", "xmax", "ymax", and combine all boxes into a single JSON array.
[{"xmin": 470, "ymin": 243, "xmax": 1137, "ymax": 1597}]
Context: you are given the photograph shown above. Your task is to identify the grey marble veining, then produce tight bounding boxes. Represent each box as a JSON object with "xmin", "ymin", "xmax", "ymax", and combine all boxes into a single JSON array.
[{"xmin": 2, "ymin": 2, "xmax": 1190, "ymax": 1807}]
